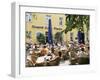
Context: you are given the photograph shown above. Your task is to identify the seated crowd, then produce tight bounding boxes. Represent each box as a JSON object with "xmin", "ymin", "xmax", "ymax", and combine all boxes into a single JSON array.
[{"xmin": 26, "ymin": 41, "xmax": 90, "ymax": 67}]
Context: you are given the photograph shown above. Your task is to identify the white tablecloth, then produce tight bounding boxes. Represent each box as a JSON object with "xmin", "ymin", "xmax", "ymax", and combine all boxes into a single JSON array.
[
  {"xmin": 36, "ymin": 54, "xmax": 55, "ymax": 63},
  {"xmin": 36, "ymin": 56, "xmax": 45, "ymax": 63}
]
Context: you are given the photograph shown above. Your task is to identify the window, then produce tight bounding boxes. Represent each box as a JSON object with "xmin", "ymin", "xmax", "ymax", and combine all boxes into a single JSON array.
[
  {"xmin": 70, "ymin": 32, "xmax": 73, "ymax": 41},
  {"xmin": 25, "ymin": 12, "xmax": 32, "ymax": 22},
  {"xmin": 32, "ymin": 14, "xmax": 37, "ymax": 20},
  {"xmin": 45, "ymin": 15, "xmax": 51, "ymax": 26},
  {"xmin": 59, "ymin": 17, "xmax": 63, "ymax": 27}
]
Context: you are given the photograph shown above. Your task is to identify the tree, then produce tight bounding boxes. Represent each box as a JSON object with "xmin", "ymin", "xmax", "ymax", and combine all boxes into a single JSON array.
[
  {"xmin": 54, "ymin": 32, "xmax": 63, "ymax": 43},
  {"xmin": 63, "ymin": 14, "xmax": 89, "ymax": 33},
  {"xmin": 36, "ymin": 33, "xmax": 45, "ymax": 44},
  {"xmin": 63, "ymin": 14, "xmax": 90, "ymax": 42}
]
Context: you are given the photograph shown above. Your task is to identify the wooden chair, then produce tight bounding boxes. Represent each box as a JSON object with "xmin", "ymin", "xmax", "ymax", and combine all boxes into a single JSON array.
[
  {"xmin": 47, "ymin": 56, "xmax": 60, "ymax": 66},
  {"xmin": 69, "ymin": 52, "xmax": 78, "ymax": 65},
  {"xmin": 26, "ymin": 59, "xmax": 34, "ymax": 67}
]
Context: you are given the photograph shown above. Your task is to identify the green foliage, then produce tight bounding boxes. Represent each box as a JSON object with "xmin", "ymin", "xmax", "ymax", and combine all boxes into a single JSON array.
[
  {"xmin": 64, "ymin": 15, "xmax": 90, "ymax": 33},
  {"xmin": 36, "ymin": 33, "xmax": 45, "ymax": 44},
  {"xmin": 54, "ymin": 32, "xmax": 63, "ymax": 43}
]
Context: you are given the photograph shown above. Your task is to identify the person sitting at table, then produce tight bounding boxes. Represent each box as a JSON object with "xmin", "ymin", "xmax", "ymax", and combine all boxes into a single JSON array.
[
  {"xmin": 33, "ymin": 44, "xmax": 40, "ymax": 52},
  {"xmin": 77, "ymin": 48, "xmax": 89, "ymax": 64},
  {"xmin": 26, "ymin": 50, "xmax": 36, "ymax": 66},
  {"xmin": 51, "ymin": 46, "xmax": 55, "ymax": 53},
  {"xmin": 40, "ymin": 45, "xmax": 49, "ymax": 56},
  {"xmin": 58, "ymin": 51, "xmax": 62, "ymax": 59},
  {"xmin": 31, "ymin": 51, "xmax": 37, "ymax": 64},
  {"xmin": 77, "ymin": 48, "xmax": 88, "ymax": 58}
]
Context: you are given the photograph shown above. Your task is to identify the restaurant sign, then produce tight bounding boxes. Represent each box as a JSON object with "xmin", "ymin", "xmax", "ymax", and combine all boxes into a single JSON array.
[{"xmin": 32, "ymin": 25, "xmax": 62, "ymax": 30}]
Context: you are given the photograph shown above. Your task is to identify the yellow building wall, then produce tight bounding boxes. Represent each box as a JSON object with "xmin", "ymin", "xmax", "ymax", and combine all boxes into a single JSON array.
[
  {"xmin": 26, "ymin": 12, "xmax": 88, "ymax": 44},
  {"xmin": 26, "ymin": 12, "xmax": 67, "ymax": 43}
]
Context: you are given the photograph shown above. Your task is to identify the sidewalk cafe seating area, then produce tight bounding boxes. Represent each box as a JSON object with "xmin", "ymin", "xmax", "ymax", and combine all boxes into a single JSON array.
[{"xmin": 26, "ymin": 41, "xmax": 90, "ymax": 67}]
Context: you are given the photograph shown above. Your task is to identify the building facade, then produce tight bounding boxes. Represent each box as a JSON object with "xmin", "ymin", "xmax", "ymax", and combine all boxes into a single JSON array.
[{"xmin": 25, "ymin": 12, "xmax": 88, "ymax": 44}]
